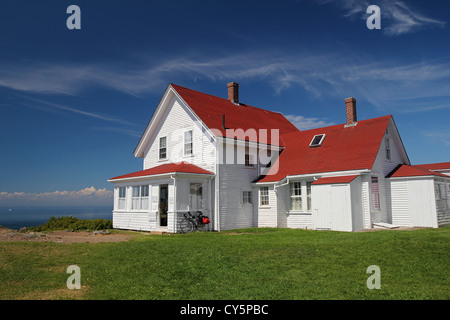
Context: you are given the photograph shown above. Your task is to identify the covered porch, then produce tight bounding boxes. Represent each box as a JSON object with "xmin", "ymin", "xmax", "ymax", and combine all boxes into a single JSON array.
[{"xmin": 108, "ymin": 162, "xmax": 215, "ymax": 233}]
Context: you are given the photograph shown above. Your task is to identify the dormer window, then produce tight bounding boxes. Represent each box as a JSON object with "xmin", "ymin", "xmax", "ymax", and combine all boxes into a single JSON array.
[{"xmin": 309, "ymin": 134, "xmax": 325, "ymax": 148}]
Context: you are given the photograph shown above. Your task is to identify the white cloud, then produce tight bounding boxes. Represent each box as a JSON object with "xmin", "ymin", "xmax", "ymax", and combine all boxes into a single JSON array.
[{"xmin": 0, "ymin": 186, "xmax": 113, "ymax": 204}]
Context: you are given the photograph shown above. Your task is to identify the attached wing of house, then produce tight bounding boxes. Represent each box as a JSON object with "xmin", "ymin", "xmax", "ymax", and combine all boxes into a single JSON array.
[{"xmin": 108, "ymin": 82, "xmax": 448, "ymax": 233}]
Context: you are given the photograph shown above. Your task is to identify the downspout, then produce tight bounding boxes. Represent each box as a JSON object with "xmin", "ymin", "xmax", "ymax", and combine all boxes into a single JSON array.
[{"xmin": 170, "ymin": 174, "xmax": 177, "ymax": 233}]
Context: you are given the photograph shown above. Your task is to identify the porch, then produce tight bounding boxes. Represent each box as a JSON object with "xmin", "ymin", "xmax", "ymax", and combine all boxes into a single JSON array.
[{"xmin": 108, "ymin": 162, "xmax": 215, "ymax": 233}]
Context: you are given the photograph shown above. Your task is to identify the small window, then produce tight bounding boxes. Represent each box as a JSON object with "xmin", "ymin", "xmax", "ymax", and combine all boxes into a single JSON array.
[
  {"xmin": 159, "ymin": 137, "xmax": 167, "ymax": 160},
  {"xmin": 439, "ymin": 184, "xmax": 447, "ymax": 200},
  {"xmin": 118, "ymin": 187, "xmax": 126, "ymax": 210},
  {"xmin": 184, "ymin": 130, "xmax": 193, "ymax": 156},
  {"xmin": 260, "ymin": 187, "xmax": 269, "ymax": 206},
  {"xmin": 290, "ymin": 182, "xmax": 302, "ymax": 210},
  {"xmin": 306, "ymin": 181, "xmax": 312, "ymax": 211},
  {"xmin": 309, "ymin": 134, "xmax": 325, "ymax": 148},
  {"xmin": 385, "ymin": 138, "xmax": 391, "ymax": 161},
  {"xmin": 245, "ymin": 153, "xmax": 254, "ymax": 167},
  {"xmin": 371, "ymin": 177, "xmax": 380, "ymax": 210},
  {"xmin": 243, "ymin": 191, "xmax": 252, "ymax": 204}
]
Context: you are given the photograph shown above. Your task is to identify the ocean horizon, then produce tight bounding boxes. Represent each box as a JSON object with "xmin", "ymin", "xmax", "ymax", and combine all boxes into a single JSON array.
[{"xmin": 0, "ymin": 206, "xmax": 113, "ymax": 230}]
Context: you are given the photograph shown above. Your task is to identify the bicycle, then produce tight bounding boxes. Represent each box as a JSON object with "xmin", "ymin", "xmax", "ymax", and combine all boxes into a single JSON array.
[{"xmin": 179, "ymin": 211, "xmax": 210, "ymax": 233}]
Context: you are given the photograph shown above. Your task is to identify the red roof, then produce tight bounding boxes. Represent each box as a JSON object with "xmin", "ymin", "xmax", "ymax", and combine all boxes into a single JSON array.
[
  {"xmin": 109, "ymin": 162, "xmax": 213, "ymax": 181},
  {"xmin": 312, "ymin": 175, "xmax": 359, "ymax": 185},
  {"xmin": 412, "ymin": 162, "xmax": 450, "ymax": 171},
  {"xmin": 171, "ymin": 84, "xmax": 299, "ymax": 145},
  {"xmin": 388, "ymin": 163, "xmax": 450, "ymax": 178},
  {"xmin": 258, "ymin": 115, "xmax": 392, "ymax": 183}
]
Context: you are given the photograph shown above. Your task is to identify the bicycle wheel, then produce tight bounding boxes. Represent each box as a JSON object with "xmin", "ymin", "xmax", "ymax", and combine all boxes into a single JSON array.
[
  {"xmin": 180, "ymin": 218, "xmax": 195, "ymax": 233},
  {"xmin": 196, "ymin": 221, "xmax": 205, "ymax": 231}
]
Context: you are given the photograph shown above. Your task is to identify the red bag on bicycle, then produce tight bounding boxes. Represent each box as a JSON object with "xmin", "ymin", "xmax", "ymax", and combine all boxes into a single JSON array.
[{"xmin": 202, "ymin": 216, "xmax": 210, "ymax": 224}]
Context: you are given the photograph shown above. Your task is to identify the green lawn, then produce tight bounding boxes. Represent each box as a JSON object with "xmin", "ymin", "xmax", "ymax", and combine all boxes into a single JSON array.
[{"xmin": 0, "ymin": 227, "xmax": 449, "ymax": 300}]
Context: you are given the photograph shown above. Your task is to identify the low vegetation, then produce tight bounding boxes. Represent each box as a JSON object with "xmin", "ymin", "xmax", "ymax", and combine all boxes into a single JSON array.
[
  {"xmin": 28, "ymin": 216, "xmax": 112, "ymax": 232},
  {"xmin": 0, "ymin": 226, "xmax": 449, "ymax": 300}
]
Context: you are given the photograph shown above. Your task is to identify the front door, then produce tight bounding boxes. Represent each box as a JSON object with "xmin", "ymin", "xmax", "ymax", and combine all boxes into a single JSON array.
[{"xmin": 159, "ymin": 184, "xmax": 168, "ymax": 227}]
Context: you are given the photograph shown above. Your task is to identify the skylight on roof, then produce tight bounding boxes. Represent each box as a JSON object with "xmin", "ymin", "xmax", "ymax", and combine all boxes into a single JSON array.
[{"xmin": 309, "ymin": 134, "xmax": 325, "ymax": 148}]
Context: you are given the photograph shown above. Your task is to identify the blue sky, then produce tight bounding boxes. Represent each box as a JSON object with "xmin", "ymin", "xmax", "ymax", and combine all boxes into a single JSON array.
[{"xmin": 0, "ymin": 0, "xmax": 449, "ymax": 206}]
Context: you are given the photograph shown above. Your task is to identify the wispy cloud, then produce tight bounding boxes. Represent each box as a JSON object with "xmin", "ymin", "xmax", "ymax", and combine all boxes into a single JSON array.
[
  {"xmin": 315, "ymin": 0, "xmax": 446, "ymax": 36},
  {"xmin": 1, "ymin": 50, "xmax": 450, "ymax": 114},
  {"xmin": 17, "ymin": 95, "xmax": 135, "ymax": 126},
  {"xmin": 422, "ymin": 130, "xmax": 450, "ymax": 147},
  {"xmin": 284, "ymin": 114, "xmax": 335, "ymax": 130},
  {"xmin": 0, "ymin": 186, "xmax": 113, "ymax": 204}
]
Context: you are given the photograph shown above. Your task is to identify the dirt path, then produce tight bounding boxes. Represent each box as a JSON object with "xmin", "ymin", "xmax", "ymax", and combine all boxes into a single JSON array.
[{"xmin": 0, "ymin": 226, "xmax": 141, "ymax": 244}]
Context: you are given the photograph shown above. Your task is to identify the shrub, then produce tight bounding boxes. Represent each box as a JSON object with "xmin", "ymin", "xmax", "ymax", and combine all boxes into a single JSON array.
[{"xmin": 29, "ymin": 216, "xmax": 113, "ymax": 232}]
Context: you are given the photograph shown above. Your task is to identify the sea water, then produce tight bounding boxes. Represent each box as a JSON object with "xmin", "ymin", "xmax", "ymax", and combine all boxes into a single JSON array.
[{"xmin": 0, "ymin": 206, "xmax": 113, "ymax": 230}]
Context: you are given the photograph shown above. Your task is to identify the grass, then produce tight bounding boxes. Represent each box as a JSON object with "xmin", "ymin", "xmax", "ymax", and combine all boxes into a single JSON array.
[{"xmin": 0, "ymin": 227, "xmax": 449, "ymax": 300}]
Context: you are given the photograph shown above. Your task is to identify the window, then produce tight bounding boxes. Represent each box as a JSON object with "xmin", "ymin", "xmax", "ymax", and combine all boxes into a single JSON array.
[
  {"xmin": 141, "ymin": 185, "xmax": 149, "ymax": 210},
  {"xmin": 307, "ymin": 181, "xmax": 312, "ymax": 211},
  {"xmin": 371, "ymin": 177, "xmax": 380, "ymax": 210},
  {"xmin": 189, "ymin": 183, "xmax": 203, "ymax": 210},
  {"xmin": 260, "ymin": 187, "xmax": 269, "ymax": 206},
  {"xmin": 118, "ymin": 187, "xmax": 126, "ymax": 210},
  {"xmin": 245, "ymin": 153, "xmax": 255, "ymax": 167},
  {"xmin": 385, "ymin": 138, "xmax": 391, "ymax": 161},
  {"xmin": 243, "ymin": 191, "xmax": 252, "ymax": 204},
  {"xmin": 184, "ymin": 130, "xmax": 193, "ymax": 156},
  {"xmin": 309, "ymin": 134, "xmax": 325, "ymax": 148},
  {"xmin": 438, "ymin": 184, "xmax": 447, "ymax": 200},
  {"xmin": 290, "ymin": 182, "xmax": 302, "ymax": 210},
  {"xmin": 159, "ymin": 137, "xmax": 167, "ymax": 160},
  {"xmin": 132, "ymin": 185, "xmax": 149, "ymax": 210}
]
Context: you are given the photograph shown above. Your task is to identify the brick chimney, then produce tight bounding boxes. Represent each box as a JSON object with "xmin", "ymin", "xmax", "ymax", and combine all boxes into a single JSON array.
[
  {"xmin": 227, "ymin": 82, "xmax": 239, "ymax": 104},
  {"xmin": 345, "ymin": 97, "xmax": 357, "ymax": 125}
]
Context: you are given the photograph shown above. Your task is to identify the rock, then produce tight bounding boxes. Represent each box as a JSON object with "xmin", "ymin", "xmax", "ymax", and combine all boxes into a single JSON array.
[{"xmin": 18, "ymin": 227, "xmax": 27, "ymax": 233}]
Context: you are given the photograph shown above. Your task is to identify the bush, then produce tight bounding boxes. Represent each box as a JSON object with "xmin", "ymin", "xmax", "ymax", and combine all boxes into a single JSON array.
[{"xmin": 29, "ymin": 216, "xmax": 113, "ymax": 232}]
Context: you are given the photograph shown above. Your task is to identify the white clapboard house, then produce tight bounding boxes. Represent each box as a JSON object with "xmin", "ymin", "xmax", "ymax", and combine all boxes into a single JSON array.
[{"xmin": 108, "ymin": 83, "xmax": 450, "ymax": 232}]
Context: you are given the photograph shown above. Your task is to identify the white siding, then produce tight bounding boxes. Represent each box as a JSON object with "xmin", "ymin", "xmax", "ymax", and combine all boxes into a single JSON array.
[
  {"xmin": 312, "ymin": 184, "xmax": 353, "ymax": 231},
  {"xmin": 435, "ymin": 180, "xmax": 450, "ymax": 227},
  {"xmin": 143, "ymin": 96, "xmax": 216, "ymax": 174},
  {"xmin": 390, "ymin": 180, "xmax": 410, "ymax": 226},
  {"xmin": 390, "ymin": 177, "xmax": 439, "ymax": 228},
  {"xmin": 370, "ymin": 118, "xmax": 409, "ymax": 226}
]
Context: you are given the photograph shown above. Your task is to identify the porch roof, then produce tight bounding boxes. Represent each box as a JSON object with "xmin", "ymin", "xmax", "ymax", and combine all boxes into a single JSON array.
[
  {"xmin": 108, "ymin": 162, "xmax": 214, "ymax": 182},
  {"xmin": 387, "ymin": 164, "xmax": 449, "ymax": 178},
  {"xmin": 311, "ymin": 175, "xmax": 359, "ymax": 185}
]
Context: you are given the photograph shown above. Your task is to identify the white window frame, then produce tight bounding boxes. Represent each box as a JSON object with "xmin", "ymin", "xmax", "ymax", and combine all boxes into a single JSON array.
[
  {"xmin": 309, "ymin": 134, "xmax": 326, "ymax": 148},
  {"xmin": 260, "ymin": 187, "xmax": 269, "ymax": 206},
  {"xmin": 132, "ymin": 185, "xmax": 149, "ymax": 211},
  {"xmin": 184, "ymin": 130, "xmax": 193, "ymax": 156},
  {"xmin": 159, "ymin": 136, "xmax": 167, "ymax": 160},
  {"xmin": 290, "ymin": 182, "xmax": 302, "ymax": 211},
  {"xmin": 118, "ymin": 187, "xmax": 126, "ymax": 210}
]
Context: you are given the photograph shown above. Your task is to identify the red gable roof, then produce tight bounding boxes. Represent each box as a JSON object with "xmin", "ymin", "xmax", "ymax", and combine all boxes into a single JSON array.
[
  {"xmin": 109, "ymin": 162, "xmax": 213, "ymax": 181},
  {"xmin": 388, "ymin": 163, "xmax": 450, "ymax": 178},
  {"xmin": 258, "ymin": 115, "xmax": 392, "ymax": 183},
  {"xmin": 171, "ymin": 84, "xmax": 299, "ymax": 145},
  {"xmin": 312, "ymin": 175, "xmax": 359, "ymax": 185}
]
